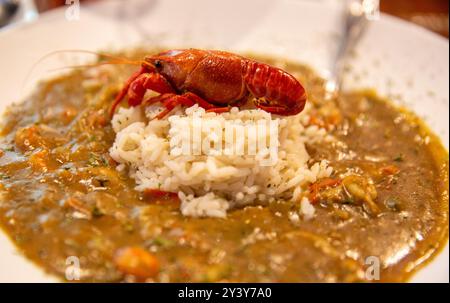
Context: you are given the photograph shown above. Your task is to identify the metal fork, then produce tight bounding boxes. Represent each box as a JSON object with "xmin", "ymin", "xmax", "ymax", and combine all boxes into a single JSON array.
[
  {"xmin": 0, "ymin": 0, "xmax": 38, "ymax": 29},
  {"xmin": 0, "ymin": 0, "xmax": 19, "ymax": 27},
  {"xmin": 325, "ymin": 0, "xmax": 379, "ymax": 98}
]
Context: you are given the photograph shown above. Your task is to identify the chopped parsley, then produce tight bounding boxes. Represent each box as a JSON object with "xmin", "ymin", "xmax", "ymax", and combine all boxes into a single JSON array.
[
  {"xmin": 87, "ymin": 152, "xmax": 109, "ymax": 167},
  {"xmin": 393, "ymin": 154, "xmax": 404, "ymax": 162},
  {"xmin": 91, "ymin": 206, "xmax": 104, "ymax": 218},
  {"xmin": 152, "ymin": 236, "xmax": 174, "ymax": 248},
  {"xmin": 0, "ymin": 172, "xmax": 10, "ymax": 180},
  {"xmin": 123, "ymin": 222, "xmax": 134, "ymax": 233}
]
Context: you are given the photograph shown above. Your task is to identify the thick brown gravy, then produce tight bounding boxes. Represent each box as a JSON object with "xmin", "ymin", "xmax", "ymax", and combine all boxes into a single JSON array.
[{"xmin": 0, "ymin": 52, "xmax": 448, "ymax": 282}]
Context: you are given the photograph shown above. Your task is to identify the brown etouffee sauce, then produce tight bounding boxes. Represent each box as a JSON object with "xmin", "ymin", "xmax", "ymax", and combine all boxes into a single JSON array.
[{"xmin": 0, "ymin": 51, "xmax": 448, "ymax": 282}]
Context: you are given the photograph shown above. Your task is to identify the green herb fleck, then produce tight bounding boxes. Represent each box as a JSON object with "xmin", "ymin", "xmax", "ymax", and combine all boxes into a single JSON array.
[
  {"xmin": 152, "ymin": 236, "xmax": 174, "ymax": 248},
  {"xmin": 87, "ymin": 153, "xmax": 109, "ymax": 167},
  {"xmin": 91, "ymin": 206, "xmax": 104, "ymax": 218},
  {"xmin": 393, "ymin": 154, "xmax": 404, "ymax": 162},
  {"xmin": 0, "ymin": 172, "xmax": 10, "ymax": 180},
  {"xmin": 123, "ymin": 222, "xmax": 134, "ymax": 233}
]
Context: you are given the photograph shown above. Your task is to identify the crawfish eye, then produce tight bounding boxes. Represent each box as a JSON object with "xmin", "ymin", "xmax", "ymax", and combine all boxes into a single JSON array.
[{"xmin": 154, "ymin": 60, "xmax": 162, "ymax": 69}]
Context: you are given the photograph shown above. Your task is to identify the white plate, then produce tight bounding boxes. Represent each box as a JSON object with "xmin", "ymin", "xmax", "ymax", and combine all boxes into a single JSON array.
[{"xmin": 0, "ymin": 0, "xmax": 448, "ymax": 282}]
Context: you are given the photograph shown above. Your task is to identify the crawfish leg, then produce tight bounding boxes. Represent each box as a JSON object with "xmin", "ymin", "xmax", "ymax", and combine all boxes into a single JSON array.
[
  {"xmin": 128, "ymin": 73, "xmax": 175, "ymax": 106},
  {"xmin": 151, "ymin": 94, "xmax": 195, "ymax": 119},
  {"xmin": 182, "ymin": 92, "xmax": 231, "ymax": 113},
  {"xmin": 110, "ymin": 67, "xmax": 146, "ymax": 116},
  {"xmin": 150, "ymin": 92, "xmax": 224, "ymax": 119},
  {"xmin": 253, "ymin": 102, "xmax": 292, "ymax": 115},
  {"xmin": 144, "ymin": 93, "xmax": 176, "ymax": 119}
]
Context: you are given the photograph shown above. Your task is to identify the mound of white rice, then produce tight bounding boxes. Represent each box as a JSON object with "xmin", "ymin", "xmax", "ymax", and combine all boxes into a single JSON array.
[{"xmin": 110, "ymin": 104, "xmax": 333, "ymax": 218}]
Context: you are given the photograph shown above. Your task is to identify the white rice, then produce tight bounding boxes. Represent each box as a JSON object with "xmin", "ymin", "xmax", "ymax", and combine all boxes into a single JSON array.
[
  {"xmin": 300, "ymin": 197, "xmax": 316, "ymax": 220},
  {"xmin": 110, "ymin": 104, "xmax": 333, "ymax": 218}
]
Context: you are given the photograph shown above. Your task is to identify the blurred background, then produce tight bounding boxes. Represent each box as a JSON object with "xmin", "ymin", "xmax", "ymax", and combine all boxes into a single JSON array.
[{"xmin": 1, "ymin": 0, "xmax": 448, "ymax": 37}]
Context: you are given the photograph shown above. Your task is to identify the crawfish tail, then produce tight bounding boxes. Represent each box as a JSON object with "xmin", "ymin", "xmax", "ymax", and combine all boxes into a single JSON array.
[{"xmin": 242, "ymin": 60, "xmax": 307, "ymax": 115}]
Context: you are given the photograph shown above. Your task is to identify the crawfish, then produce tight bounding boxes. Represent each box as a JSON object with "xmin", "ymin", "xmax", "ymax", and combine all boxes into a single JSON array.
[{"xmin": 111, "ymin": 49, "xmax": 307, "ymax": 118}]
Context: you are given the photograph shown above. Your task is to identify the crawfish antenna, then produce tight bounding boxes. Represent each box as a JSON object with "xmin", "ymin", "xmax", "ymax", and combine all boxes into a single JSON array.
[{"xmin": 21, "ymin": 49, "xmax": 143, "ymax": 97}]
